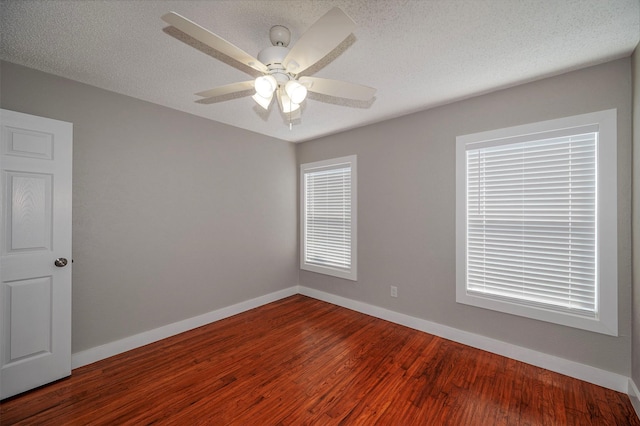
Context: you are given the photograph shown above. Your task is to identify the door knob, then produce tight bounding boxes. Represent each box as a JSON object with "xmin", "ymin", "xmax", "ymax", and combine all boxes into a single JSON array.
[{"xmin": 54, "ymin": 258, "xmax": 68, "ymax": 267}]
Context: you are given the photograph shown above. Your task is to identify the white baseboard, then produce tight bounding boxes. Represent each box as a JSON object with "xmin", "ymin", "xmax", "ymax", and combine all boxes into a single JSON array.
[
  {"xmin": 298, "ymin": 286, "xmax": 630, "ymax": 394},
  {"xmin": 71, "ymin": 286, "xmax": 299, "ymax": 369},
  {"xmin": 630, "ymin": 379, "xmax": 640, "ymax": 419},
  {"xmin": 71, "ymin": 284, "xmax": 631, "ymax": 397}
]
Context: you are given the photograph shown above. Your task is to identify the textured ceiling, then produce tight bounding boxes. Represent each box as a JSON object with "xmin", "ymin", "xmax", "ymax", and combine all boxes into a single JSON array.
[{"xmin": 1, "ymin": 0, "xmax": 638, "ymax": 143}]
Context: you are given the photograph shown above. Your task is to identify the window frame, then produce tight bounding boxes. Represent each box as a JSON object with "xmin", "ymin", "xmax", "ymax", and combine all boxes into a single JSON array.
[
  {"xmin": 300, "ymin": 155, "xmax": 357, "ymax": 281},
  {"xmin": 455, "ymin": 109, "xmax": 618, "ymax": 336}
]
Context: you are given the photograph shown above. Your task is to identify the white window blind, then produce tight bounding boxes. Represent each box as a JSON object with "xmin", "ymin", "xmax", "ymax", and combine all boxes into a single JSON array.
[
  {"xmin": 456, "ymin": 109, "xmax": 617, "ymax": 335},
  {"xmin": 301, "ymin": 156, "xmax": 357, "ymax": 280},
  {"xmin": 465, "ymin": 129, "xmax": 598, "ymax": 317}
]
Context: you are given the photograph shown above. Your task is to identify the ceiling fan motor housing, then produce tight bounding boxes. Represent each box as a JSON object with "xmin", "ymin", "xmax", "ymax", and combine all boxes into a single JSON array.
[{"xmin": 258, "ymin": 45, "xmax": 291, "ymax": 84}]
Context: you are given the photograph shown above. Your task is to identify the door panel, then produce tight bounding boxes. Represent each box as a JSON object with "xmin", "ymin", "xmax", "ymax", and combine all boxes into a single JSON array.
[
  {"xmin": 8, "ymin": 172, "xmax": 53, "ymax": 252},
  {"xmin": 8, "ymin": 277, "xmax": 52, "ymax": 361},
  {"xmin": 1, "ymin": 109, "xmax": 72, "ymax": 399},
  {"xmin": 4, "ymin": 126, "xmax": 54, "ymax": 160}
]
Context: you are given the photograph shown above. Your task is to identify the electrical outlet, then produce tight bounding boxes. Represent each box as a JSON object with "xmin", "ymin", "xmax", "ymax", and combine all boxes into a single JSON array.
[{"xmin": 390, "ymin": 286, "xmax": 398, "ymax": 298}]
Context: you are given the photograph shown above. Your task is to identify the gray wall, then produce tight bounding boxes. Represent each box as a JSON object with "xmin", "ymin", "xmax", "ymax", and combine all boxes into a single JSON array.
[
  {"xmin": 297, "ymin": 58, "xmax": 633, "ymax": 375},
  {"xmin": 633, "ymin": 48, "xmax": 640, "ymax": 388},
  {"xmin": 1, "ymin": 58, "xmax": 635, "ymax": 378},
  {"xmin": 0, "ymin": 61, "xmax": 298, "ymax": 353}
]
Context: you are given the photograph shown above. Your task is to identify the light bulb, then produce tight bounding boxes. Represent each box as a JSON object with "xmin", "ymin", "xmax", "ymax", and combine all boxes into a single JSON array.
[
  {"xmin": 285, "ymin": 80, "xmax": 307, "ymax": 104},
  {"xmin": 254, "ymin": 75, "xmax": 277, "ymax": 98}
]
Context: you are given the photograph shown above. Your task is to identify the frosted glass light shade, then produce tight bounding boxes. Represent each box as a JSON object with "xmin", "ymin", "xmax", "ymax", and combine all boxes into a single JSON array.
[
  {"xmin": 252, "ymin": 93, "xmax": 273, "ymax": 110},
  {"xmin": 278, "ymin": 88, "xmax": 300, "ymax": 113},
  {"xmin": 282, "ymin": 100, "xmax": 300, "ymax": 113},
  {"xmin": 254, "ymin": 75, "xmax": 277, "ymax": 98},
  {"xmin": 285, "ymin": 80, "xmax": 308, "ymax": 104}
]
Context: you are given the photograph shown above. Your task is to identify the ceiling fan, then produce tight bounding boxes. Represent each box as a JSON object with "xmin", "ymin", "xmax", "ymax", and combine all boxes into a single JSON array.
[{"xmin": 161, "ymin": 7, "xmax": 375, "ymax": 124}]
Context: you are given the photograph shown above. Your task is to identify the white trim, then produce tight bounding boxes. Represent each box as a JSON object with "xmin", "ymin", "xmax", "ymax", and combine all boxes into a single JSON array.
[
  {"xmin": 300, "ymin": 155, "xmax": 358, "ymax": 281},
  {"xmin": 455, "ymin": 109, "xmax": 618, "ymax": 336},
  {"xmin": 629, "ymin": 379, "xmax": 640, "ymax": 420},
  {"xmin": 298, "ymin": 286, "xmax": 629, "ymax": 393},
  {"xmin": 71, "ymin": 286, "xmax": 299, "ymax": 369}
]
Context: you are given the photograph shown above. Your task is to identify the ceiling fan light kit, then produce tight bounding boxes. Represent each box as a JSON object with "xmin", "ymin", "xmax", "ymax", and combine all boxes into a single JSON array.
[{"xmin": 161, "ymin": 7, "xmax": 375, "ymax": 128}]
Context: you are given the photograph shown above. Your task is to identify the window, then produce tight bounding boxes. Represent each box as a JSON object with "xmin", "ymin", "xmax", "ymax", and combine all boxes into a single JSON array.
[
  {"xmin": 456, "ymin": 109, "xmax": 617, "ymax": 335},
  {"xmin": 301, "ymin": 155, "xmax": 357, "ymax": 280}
]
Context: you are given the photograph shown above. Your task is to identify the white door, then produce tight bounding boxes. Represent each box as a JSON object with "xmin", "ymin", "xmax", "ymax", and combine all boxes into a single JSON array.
[{"xmin": 0, "ymin": 109, "xmax": 72, "ymax": 399}]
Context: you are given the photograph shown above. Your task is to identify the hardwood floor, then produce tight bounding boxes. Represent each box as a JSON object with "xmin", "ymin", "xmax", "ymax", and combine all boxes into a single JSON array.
[{"xmin": 2, "ymin": 295, "xmax": 638, "ymax": 425}]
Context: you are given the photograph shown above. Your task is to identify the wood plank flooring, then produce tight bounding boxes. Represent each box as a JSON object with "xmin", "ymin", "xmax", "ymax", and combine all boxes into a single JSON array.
[{"xmin": 1, "ymin": 295, "xmax": 638, "ymax": 425}]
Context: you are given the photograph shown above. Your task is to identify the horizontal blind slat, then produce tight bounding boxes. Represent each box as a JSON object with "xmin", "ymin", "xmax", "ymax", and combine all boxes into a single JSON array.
[
  {"xmin": 304, "ymin": 164, "xmax": 352, "ymax": 270},
  {"xmin": 465, "ymin": 132, "xmax": 597, "ymax": 316}
]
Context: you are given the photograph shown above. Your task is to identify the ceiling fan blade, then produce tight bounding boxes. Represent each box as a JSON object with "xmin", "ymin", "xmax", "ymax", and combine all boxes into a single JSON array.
[
  {"xmin": 162, "ymin": 12, "xmax": 268, "ymax": 73},
  {"xmin": 299, "ymin": 76, "xmax": 376, "ymax": 101},
  {"xmin": 283, "ymin": 7, "xmax": 355, "ymax": 75},
  {"xmin": 195, "ymin": 81, "xmax": 255, "ymax": 98}
]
